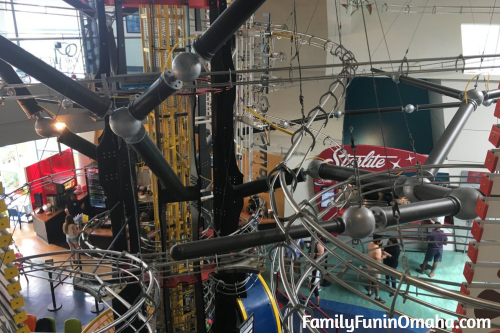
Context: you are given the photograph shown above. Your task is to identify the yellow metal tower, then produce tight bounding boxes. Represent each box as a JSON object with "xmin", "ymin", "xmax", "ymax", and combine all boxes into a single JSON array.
[{"xmin": 139, "ymin": 5, "xmax": 196, "ymax": 332}]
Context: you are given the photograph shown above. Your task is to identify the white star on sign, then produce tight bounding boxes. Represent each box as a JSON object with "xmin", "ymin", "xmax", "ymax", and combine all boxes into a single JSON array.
[
  {"xmin": 390, "ymin": 159, "xmax": 401, "ymax": 169},
  {"xmin": 406, "ymin": 154, "xmax": 415, "ymax": 163}
]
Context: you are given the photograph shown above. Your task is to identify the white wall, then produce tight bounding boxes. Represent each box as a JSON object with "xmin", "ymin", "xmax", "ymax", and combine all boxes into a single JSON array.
[{"xmin": 326, "ymin": 0, "xmax": 500, "ymax": 80}]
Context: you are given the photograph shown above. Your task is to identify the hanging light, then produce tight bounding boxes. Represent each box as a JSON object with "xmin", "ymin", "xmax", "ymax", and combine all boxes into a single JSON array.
[{"xmin": 34, "ymin": 115, "xmax": 65, "ymax": 138}]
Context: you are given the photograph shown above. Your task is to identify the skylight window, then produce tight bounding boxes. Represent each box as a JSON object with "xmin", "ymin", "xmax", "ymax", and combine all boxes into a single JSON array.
[{"xmin": 461, "ymin": 24, "xmax": 500, "ymax": 74}]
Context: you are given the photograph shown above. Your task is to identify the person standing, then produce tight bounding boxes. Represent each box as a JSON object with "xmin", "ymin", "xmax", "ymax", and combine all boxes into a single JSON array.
[
  {"xmin": 417, "ymin": 222, "xmax": 448, "ymax": 278},
  {"xmin": 284, "ymin": 238, "xmax": 304, "ymax": 277},
  {"xmin": 383, "ymin": 237, "xmax": 401, "ymax": 297},
  {"xmin": 308, "ymin": 266, "xmax": 321, "ymax": 307},
  {"xmin": 366, "ymin": 234, "xmax": 389, "ymax": 303},
  {"xmin": 65, "ymin": 193, "xmax": 84, "ymax": 216},
  {"xmin": 62, "ymin": 215, "xmax": 81, "ymax": 260}
]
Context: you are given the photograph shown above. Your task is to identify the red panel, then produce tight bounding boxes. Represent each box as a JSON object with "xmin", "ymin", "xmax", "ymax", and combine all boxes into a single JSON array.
[
  {"xmin": 476, "ymin": 197, "xmax": 489, "ymax": 220},
  {"xmin": 471, "ymin": 220, "xmax": 484, "ymax": 243},
  {"xmin": 485, "ymin": 150, "xmax": 499, "ymax": 173},
  {"xmin": 467, "ymin": 242, "xmax": 478, "ymax": 264},
  {"xmin": 51, "ymin": 149, "xmax": 76, "ymax": 182},
  {"xmin": 495, "ymin": 96, "xmax": 500, "ymax": 119},
  {"xmin": 490, "ymin": 125, "xmax": 500, "ymax": 148},
  {"xmin": 463, "ymin": 261, "xmax": 474, "ymax": 285},
  {"xmin": 460, "ymin": 282, "xmax": 470, "ymax": 295},
  {"xmin": 456, "ymin": 303, "xmax": 467, "ymax": 315},
  {"xmin": 104, "ymin": 0, "xmax": 209, "ymax": 8},
  {"xmin": 480, "ymin": 174, "xmax": 493, "ymax": 196}
]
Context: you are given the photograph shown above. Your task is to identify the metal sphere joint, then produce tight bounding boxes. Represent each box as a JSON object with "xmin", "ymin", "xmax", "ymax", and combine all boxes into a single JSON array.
[
  {"xmin": 172, "ymin": 52, "xmax": 202, "ymax": 82},
  {"xmin": 404, "ymin": 104, "xmax": 415, "ymax": 113},
  {"xmin": 109, "ymin": 107, "xmax": 142, "ymax": 139},
  {"xmin": 61, "ymin": 98, "xmax": 73, "ymax": 109},
  {"xmin": 342, "ymin": 206, "xmax": 376, "ymax": 239},
  {"xmin": 333, "ymin": 109, "xmax": 343, "ymax": 119}
]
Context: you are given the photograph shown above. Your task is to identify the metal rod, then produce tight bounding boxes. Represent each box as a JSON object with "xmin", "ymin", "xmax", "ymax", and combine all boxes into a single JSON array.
[
  {"xmin": 0, "ymin": 34, "xmax": 112, "ymax": 117},
  {"xmin": 193, "ymin": 0, "xmax": 267, "ymax": 60},
  {"xmin": 424, "ymin": 103, "xmax": 475, "ymax": 176},
  {"xmin": 372, "ymin": 68, "xmax": 463, "ymax": 99},
  {"xmin": 128, "ymin": 130, "xmax": 198, "ymax": 202},
  {"xmin": 0, "ymin": 59, "xmax": 44, "ymax": 117},
  {"xmin": 202, "ymin": 53, "xmax": 500, "ymax": 77}
]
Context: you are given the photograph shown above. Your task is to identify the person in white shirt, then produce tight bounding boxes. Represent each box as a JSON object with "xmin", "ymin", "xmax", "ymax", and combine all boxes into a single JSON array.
[
  {"xmin": 308, "ymin": 267, "xmax": 321, "ymax": 306},
  {"xmin": 62, "ymin": 215, "xmax": 81, "ymax": 259}
]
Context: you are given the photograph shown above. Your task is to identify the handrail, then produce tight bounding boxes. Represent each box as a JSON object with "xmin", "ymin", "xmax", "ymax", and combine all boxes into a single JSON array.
[{"xmin": 81, "ymin": 309, "xmax": 113, "ymax": 333}]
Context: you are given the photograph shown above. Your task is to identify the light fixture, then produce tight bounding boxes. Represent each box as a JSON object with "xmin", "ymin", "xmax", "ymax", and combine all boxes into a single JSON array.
[
  {"xmin": 34, "ymin": 115, "xmax": 65, "ymax": 138},
  {"xmin": 54, "ymin": 121, "xmax": 66, "ymax": 131}
]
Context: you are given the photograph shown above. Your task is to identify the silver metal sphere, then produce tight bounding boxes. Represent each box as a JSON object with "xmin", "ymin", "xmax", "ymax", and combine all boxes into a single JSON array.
[
  {"xmin": 109, "ymin": 107, "xmax": 142, "ymax": 139},
  {"xmin": 34, "ymin": 117, "xmax": 60, "ymax": 138},
  {"xmin": 343, "ymin": 206, "xmax": 376, "ymax": 239},
  {"xmin": 278, "ymin": 120, "xmax": 290, "ymax": 129},
  {"xmin": 446, "ymin": 187, "xmax": 482, "ymax": 220},
  {"xmin": 307, "ymin": 159, "xmax": 324, "ymax": 179},
  {"xmin": 404, "ymin": 104, "xmax": 415, "ymax": 114},
  {"xmin": 462, "ymin": 89, "xmax": 484, "ymax": 108},
  {"xmin": 333, "ymin": 109, "xmax": 343, "ymax": 119},
  {"xmin": 61, "ymin": 98, "xmax": 73, "ymax": 109},
  {"xmin": 172, "ymin": 53, "xmax": 202, "ymax": 82}
]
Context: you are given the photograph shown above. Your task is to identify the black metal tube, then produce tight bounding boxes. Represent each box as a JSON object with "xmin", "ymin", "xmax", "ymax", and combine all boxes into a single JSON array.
[
  {"xmin": 62, "ymin": 0, "xmax": 96, "ymax": 18},
  {"xmin": 381, "ymin": 197, "xmax": 460, "ymax": 226},
  {"xmin": 193, "ymin": 0, "xmax": 267, "ymax": 60},
  {"xmin": 232, "ymin": 169, "xmax": 306, "ymax": 198},
  {"xmin": 485, "ymin": 89, "xmax": 500, "ymax": 100},
  {"xmin": 170, "ymin": 218, "xmax": 345, "ymax": 260},
  {"xmin": 398, "ymin": 76, "xmax": 463, "ymax": 100},
  {"xmin": 413, "ymin": 184, "xmax": 452, "ymax": 201},
  {"xmin": 424, "ymin": 103, "xmax": 475, "ymax": 176},
  {"xmin": 128, "ymin": 75, "xmax": 179, "ymax": 120},
  {"xmin": 315, "ymin": 164, "xmax": 399, "ymax": 191},
  {"xmin": 128, "ymin": 133, "xmax": 198, "ymax": 202},
  {"xmin": 0, "ymin": 35, "xmax": 111, "ymax": 118},
  {"xmin": 57, "ymin": 128, "xmax": 97, "ymax": 160},
  {"xmin": 0, "ymin": 59, "xmax": 44, "ymax": 117}
]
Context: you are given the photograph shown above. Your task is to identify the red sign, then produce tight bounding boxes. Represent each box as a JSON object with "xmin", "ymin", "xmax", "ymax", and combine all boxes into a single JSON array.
[
  {"xmin": 313, "ymin": 145, "xmax": 427, "ymax": 220},
  {"xmin": 43, "ymin": 184, "xmax": 58, "ymax": 195}
]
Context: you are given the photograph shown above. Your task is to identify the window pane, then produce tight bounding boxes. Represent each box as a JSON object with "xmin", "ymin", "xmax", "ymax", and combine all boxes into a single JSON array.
[{"xmin": 461, "ymin": 24, "xmax": 500, "ymax": 74}]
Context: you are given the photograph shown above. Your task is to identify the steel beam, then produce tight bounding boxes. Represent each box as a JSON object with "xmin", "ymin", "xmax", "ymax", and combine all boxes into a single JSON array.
[
  {"xmin": 170, "ymin": 218, "xmax": 345, "ymax": 260},
  {"xmin": 193, "ymin": 0, "xmax": 267, "ymax": 60},
  {"xmin": 0, "ymin": 35, "xmax": 111, "ymax": 117},
  {"xmin": 424, "ymin": 102, "xmax": 476, "ymax": 176}
]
